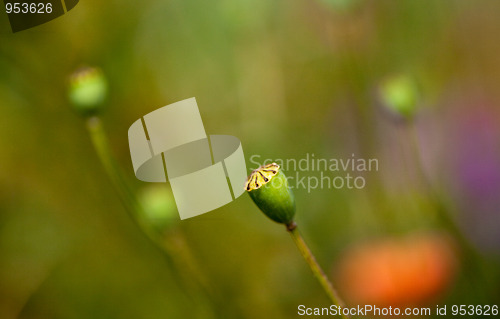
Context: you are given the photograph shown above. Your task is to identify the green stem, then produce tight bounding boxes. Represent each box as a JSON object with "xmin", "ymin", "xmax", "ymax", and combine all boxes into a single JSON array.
[
  {"xmin": 408, "ymin": 122, "xmax": 472, "ymax": 247},
  {"xmin": 86, "ymin": 116, "xmax": 143, "ymax": 217},
  {"xmin": 287, "ymin": 223, "xmax": 349, "ymax": 319},
  {"xmin": 407, "ymin": 122, "xmax": 497, "ymax": 300},
  {"xmin": 85, "ymin": 116, "xmax": 219, "ymax": 317}
]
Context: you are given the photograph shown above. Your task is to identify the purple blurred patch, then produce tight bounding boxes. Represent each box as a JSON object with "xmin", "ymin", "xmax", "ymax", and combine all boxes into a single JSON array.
[
  {"xmin": 457, "ymin": 108, "xmax": 500, "ymax": 200},
  {"xmin": 452, "ymin": 102, "xmax": 500, "ymax": 251}
]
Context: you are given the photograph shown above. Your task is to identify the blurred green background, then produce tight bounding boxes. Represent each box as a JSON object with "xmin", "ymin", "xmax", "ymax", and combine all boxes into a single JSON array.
[{"xmin": 1, "ymin": 0, "xmax": 500, "ymax": 318}]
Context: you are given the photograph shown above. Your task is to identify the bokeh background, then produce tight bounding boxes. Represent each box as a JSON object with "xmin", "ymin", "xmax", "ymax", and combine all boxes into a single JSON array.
[{"xmin": 1, "ymin": 0, "xmax": 499, "ymax": 318}]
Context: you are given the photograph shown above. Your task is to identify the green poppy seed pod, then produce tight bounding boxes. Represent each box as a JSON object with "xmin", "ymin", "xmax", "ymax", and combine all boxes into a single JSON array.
[
  {"xmin": 379, "ymin": 74, "xmax": 419, "ymax": 119},
  {"xmin": 245, "ymin": 163, "xmax": 296, "ymax": 227},
  {"xmin": 68, "ymin": 67, "xmax": 108, "ymax": 116}
]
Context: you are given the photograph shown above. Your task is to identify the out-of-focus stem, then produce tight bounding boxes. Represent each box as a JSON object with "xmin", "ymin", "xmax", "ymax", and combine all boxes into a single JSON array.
[
  {"xmin": 408, "ymin": 123, "xmax": 470, "ymax": 248},
  {"xmin": 85, "ymin": 116, "xmax": 218, "ymax": 316},
  {"xmin": 86, "ymin": 117, "xmax": 142, "ymax": 218},
  {"xmin": 407, "ymin": 122, "xmax": 497, "ymax": 299},
  {"xmin": 287, "ymin": 223, "xmax": 349, "ymax": 319}
]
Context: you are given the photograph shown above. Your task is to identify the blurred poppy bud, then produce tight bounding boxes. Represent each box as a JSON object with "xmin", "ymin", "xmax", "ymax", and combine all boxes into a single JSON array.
[
  {"xmin": 245, "ymin": 163, "xmax": 296, "ymax": 227},
  {"xmin": 138, "ymin": 185, "xmax": 177, "ymax": 233},
  {"xmin": 379, "ymin": 74, "xmax": 419, "ymax": 119},
  {"xmin": 68, "ymin": 67, "xmax": 108, "ymax": 116}
]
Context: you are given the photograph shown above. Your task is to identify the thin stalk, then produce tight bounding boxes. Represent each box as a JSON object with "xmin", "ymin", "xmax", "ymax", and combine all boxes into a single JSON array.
[
  {"xmin": 407, "ymin": 122, "xmax": 497, "ymax": 300},
  {"xmin": 86, "ymin": 117, "xmax": 142, "ymax": 218},
  {"xmin": 85, "ymin": 116, "xmax": 219, "ymax": 317},
  {"xmin": 162, "ymin": 229, "xmax": 214, "ymax": 296},
  {"xmin": 287, "ymin": 223, "xmax": 349, "ymax": 319},
  {"xmin": 408, "ymin": 122, "xmax": 473, "ymax": 247}
]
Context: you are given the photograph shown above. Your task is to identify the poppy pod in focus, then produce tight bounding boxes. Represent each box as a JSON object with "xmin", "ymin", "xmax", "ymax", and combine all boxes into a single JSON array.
[{"xmin": 245, "ymin": 163, "xmax": 296, "ymax": 226}]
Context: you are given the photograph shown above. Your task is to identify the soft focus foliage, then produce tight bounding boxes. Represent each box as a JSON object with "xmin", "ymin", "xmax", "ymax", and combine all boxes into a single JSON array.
[{"xmin": 1, "ymin": 1, "xmax": 500, "ymax": 318}]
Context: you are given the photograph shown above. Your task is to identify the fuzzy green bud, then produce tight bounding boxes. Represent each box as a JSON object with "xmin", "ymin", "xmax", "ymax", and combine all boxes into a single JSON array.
[
  {"xmin": 245, "ymin": 163, "xmax": 296, "ymax": 226},
  {"xmin": 379, "ymin": 74, "xmax": 419, "ymax": 119},
  {"xmin": 138, "ymin": 185, "xmax": 177, "ymax": 233},
  {"xmin": 68, "ymin": 67, "xmax": 108, "ymax": 116}
]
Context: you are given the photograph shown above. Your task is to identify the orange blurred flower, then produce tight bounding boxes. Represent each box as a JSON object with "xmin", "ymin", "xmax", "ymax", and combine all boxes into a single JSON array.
[{"xmin": 335, "ymin": 232, "xmax": 458, "ymax": 307}]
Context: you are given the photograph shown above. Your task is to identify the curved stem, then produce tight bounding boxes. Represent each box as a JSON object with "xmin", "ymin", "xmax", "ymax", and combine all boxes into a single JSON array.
[
  {"xmin": 287, "ymin": 223, "xmax": 349, "ymax": 319},
  {"xmin": 86, "ymin": 116, "xmax": 143, "ymax": 217},
  {"xmin": 407, "ymin": 122, "xmax": 497, "ymax": 299},
  {"xmin": 85, "ymin": 116, "xmax": 219, "ymax": 317},
  {"xmin": 408, "ymin": 122, "xmax": 475, "ymax": 248}
]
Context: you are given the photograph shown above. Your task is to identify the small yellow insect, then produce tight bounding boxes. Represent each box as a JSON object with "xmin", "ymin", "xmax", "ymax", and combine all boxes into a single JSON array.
[{"xmin": 245, "ymin": 163, "xmax": 280, "ymax": 191}]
